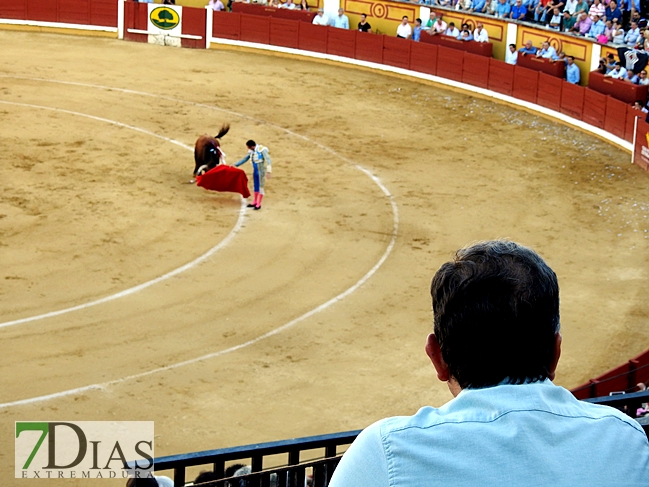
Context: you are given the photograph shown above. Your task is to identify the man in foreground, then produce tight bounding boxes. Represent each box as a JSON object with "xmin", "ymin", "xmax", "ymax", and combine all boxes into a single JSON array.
[{"xmin": 330, "ymin": 240, "xmax": 649, "ymax": 486}]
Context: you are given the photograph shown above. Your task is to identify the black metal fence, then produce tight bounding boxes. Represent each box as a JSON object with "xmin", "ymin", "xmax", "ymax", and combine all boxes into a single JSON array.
[{"xmin": 153, "ymin": 430, "xmax": 361, "ymax": 487}]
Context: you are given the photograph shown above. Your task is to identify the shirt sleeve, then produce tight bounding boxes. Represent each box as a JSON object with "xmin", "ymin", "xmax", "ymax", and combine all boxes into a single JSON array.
[
  {"xmin": 262, "ymin": 148, "xmax": 272, "ymax": 172},
  {"xmin": 328, "ymin": 423, "xmax": 390, "ymax": 487}
]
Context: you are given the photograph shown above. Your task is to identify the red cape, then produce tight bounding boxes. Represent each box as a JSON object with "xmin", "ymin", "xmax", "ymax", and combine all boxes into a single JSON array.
[{"xmin": 196, "ymin": 165, "xmax": 250, "ymax": 198}]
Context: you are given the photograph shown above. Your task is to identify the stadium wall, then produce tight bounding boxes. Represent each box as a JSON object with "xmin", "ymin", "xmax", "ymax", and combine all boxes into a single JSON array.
[{"xmin": 2, "ymin": 0, "xmax": 648, "ymax": 397}]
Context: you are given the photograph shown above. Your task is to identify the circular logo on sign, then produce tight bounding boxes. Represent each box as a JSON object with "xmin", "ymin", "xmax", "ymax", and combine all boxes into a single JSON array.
[
  {"xmin": 150, "ymin": 7, "xmax": 179, "ymax": 30},
  {"xmin": 371, "ymin": 3, "xmax": 386, "ymax": 18}
]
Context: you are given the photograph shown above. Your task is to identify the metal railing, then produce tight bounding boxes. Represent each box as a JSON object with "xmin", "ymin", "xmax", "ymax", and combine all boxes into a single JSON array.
[{"xmin": 153, "ymin": 429, "xmax": 361, "ymax": 486}]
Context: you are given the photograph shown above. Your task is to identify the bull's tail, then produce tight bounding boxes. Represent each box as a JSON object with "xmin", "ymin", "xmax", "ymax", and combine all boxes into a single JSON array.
[{"xmin": 215, "ymin": 123, "xmax": 230, "ymax": 139}]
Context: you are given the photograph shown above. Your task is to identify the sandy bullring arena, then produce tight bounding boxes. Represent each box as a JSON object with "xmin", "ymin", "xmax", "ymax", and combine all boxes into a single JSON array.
[{"xmin": 2, "ymin": 29, "xmax": 649, "ymax": 484}]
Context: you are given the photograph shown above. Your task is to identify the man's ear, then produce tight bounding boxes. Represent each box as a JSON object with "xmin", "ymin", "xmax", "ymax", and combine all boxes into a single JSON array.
[
  {"xmin": 426, "ymin": 333, "xmax": 451, "ymax": 382},
  {"xmin": 548, "ymin": 332, "xmax": 562, "ymax": 381}
]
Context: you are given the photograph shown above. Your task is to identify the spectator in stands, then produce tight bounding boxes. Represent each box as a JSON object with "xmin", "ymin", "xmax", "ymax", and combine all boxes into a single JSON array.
[
  {"xmin": 595, "ymin": 57, "xmax": 608, "ymax": 73},
  {"xmin": 562, "ymin": 10, "xmax": 577, "ymax": 30},
  {"xmin": 456, "ymin": 0, "xmax": 473, "ymax": 10},
  {"xmin": 396, "ymin": 16, "xmax": 412, "ymax": 39},
  {"xmin": 209, "ymin": 0, "xmax": 226, "ymax": 10},
  {"xmin": 460, "ymin": 23, "xmax": 474, "ymax": 40},
  {"xmin": 565, "ymin": 56, "xmax": 581, "ymax": 83},
  {"xmin": 332, "ymin": 8, "xmax": 349, "ymax": 29},
  {"xmin": 358, "ymin": 13, "xmax": 371, "ymax": 32},
  {"xmin": 548, "ymin": 7, "xmax": 563, "ymax": 28},
  {"xmin": 621, "ymin": 0, "xmax": 641, "ymax": 27},
  {"xmin": 606, "ymin": 53, "xmax": 618, "ymax": 72},
  {"xmin": 495, "ymin": 0, "xmax": 512, "ymax": 17},
  {"xmin": 328, "ymin": 240, "xmax": 649, "ymax": 487},
  {"xmin": 536, "ymin": 41, "xmax": 560, "ymax": 60},
  {"xmin": 540, "ymin": 0, "xmax": 565, "ymax": 23},
  {"xmin": 589, "ymin": 0, "xmax": 606, "ymax": 19},
  {"xmin": 430, "ymin": 17, "xmax": 448, "ymax": 34},
  {"xmin": 506, "ymin": 43, "xmax": 518, "ymax": 64},
  {"xmin": 573, "ymin": 0, "xmax": 590, "ymax": 17},
  {"xmin": 473, "ymin": 23, "xmax": 489, "ymax": 42},
  {"xmin": 519, "ymin": 39, "xmax": 538, "ymax": 55},
  {"xmin": 625, "ymin": 69, "xmax": 640, "ymax": 82},
  {"xmin": 563, "ymin": 0, "xmax": 578, "ymax": 15},
  {"xmin": 296, "ymin": 0, "xmax": 309, "ymax": 10},
  {"xmin": 572, "ymin": 11, "xmax": 593, "ymax": 34},
  {"xmin": 511, "ymin": 0, "xmax": 528, "ymax": 19},
  {"xmin": 606, "ymin": 0, "xmax": 623, "ymax": 22},
  {"xmin": 606, "ymin": 61, "xmax": 628, "ymax": 78},
  {"xmin": 470, "ymin": 0, "xmax": 488, "ymax": 12},
  {"xmin": 638, "ymin": 69, "xmax": 649, "ymax": 84},
  {"xmin": 611, "ymin": 19, "xmax": 626, "ymax": 42},
  {"xmin": 603, "ymin": 19, "xmax": 615, "ymax": 41},
  {"xmin": 312, "ymin": 8, "xmax": 328, "ymax": 25},
  {"xmin": 444, "ymin": 22, "xmax": 460, "ymax": 37},
  {"xmin": 281, "ymin": 0, "xmax": 296, "ymax": 9},
  {"xmin": 625, "ymin": 20, "xmax": 641, "ymax": 44},
  {"xmin": 586, "ymin": 14, "xmax": 606, "ymax": 38},
  {"xmin": 413, "ymin": 18, "xmax": 423, "ymax": 41}
]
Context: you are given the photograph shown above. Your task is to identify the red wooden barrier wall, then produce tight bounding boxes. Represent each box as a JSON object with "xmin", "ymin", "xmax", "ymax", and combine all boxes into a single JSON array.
[
  {"xmin": 409, "ymin": 42, "xmax": 437, "ymax": 76},
  {"xmin": 355, "ymin": 32, "xmax": 383, "ymax": 64},
  {"xmin": 213, "ymin": 11, "xmax": 241, "ymax": 40},
  {"xmin": 270, "ymin": 17, "xmax": 299, "ymax": 49},
  {"xmin": 124, "ymin": 1, "xmax": 148, "ymax": 43},
  {"xmin": 241, "ymin": 14, "xmax": 270, "ymax": 45},
  {"xmin": 326, "ymin": 27, "xmax": 355, "ymax": 58},
  {"xmin": 536, "ymin": 73, "xmax": 562, "ymax": 112},
  {"xmin": 560, "ymin": 82, "xmax": 584, "ymax": 120},
  {"xmin": 487, "ymin": 59, "xmax": 514, "ymax": 96},
  {"xmin": 582, "ymin": 89, "xmax": 607, "ymax": 129},
  {"xmin": 436, "ymin": 46, "xmax": 463, "ymax": 82},
  {"xmin": 382, "ymin": 36, "xmax": 411, "ymax": 70},
  {"xmin": 297, "ymin": 23, "xmax": 327, "ymax": 53},
  {"xmin": 3, "ymin": 0, "xmax": 116, "ymax": 26},
  {"xmin": 462, "ymin": 52, "xmax": 489, "ymax": 89},
  {"xmin": 512, "ymin": 66, "xmax": 538, "ymax": 104},
  {"xmin": 626, "ymin": 105, "xmax": 640, "ymax": 142},
  {"xmin": 182, "ymin": 6, "xmax": 206, "ymax": 49},
  {"xmin": 604, "ymin": 96, "xmax": 628, "ymax": 139}
]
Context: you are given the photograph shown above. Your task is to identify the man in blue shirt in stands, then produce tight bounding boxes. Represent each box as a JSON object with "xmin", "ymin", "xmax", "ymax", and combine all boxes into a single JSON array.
[
  {"xmin": 332, "ymin": 8, "xmax": 349, "ymax": 29},
  {"xmin": 330, "ymin": 240, "xmax": 649, "ymax": 487},
  {"xmin": 565, "ymin": 56, "xmax": 581, "ymax": 84}
]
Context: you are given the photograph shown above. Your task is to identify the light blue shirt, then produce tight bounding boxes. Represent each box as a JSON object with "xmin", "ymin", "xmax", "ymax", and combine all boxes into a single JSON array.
[
  {"xmin": 566, "ymin": 63, "xmax": 580, "ymax": 84},
  {"xmin": 473, "ymin": 0, "xmax": 487, "ymax": 12},
  {"xmin": 472, "ymin": 0, "xmax": 486, "ymax": 10},
  {"xmin": 332, "ymin": 14, "xmax": 349, "ymax": 29},
  {"xmin": 539, "ymin": 45, "xmax": 559, "ymax": 60},
  {"xmin": 587, "ymin": 19, "xmax": 606, "ymax": 38},
  {"xmin": 495, "ymin": 1, "xmax": 511, "ymax": 16},
  {"xmin": 330, "ymin": 381, "xmax": 649, "ymax": 487}
]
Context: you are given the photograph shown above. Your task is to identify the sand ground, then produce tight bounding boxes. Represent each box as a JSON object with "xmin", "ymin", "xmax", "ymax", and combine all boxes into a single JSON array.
[{"xmin": 1, "ymin": 30, "xmax": 649, "ymax": 485}]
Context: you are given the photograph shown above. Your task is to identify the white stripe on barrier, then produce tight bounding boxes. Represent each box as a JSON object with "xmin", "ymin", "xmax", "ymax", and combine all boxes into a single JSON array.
[{"xmin": 127, "ymin": 28, "xmax": 202, "ymax": 40}]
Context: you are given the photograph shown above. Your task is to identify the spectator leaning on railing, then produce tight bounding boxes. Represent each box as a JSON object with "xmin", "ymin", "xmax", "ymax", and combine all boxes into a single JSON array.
[
  {"xmin": 565, "ymin": 55, "xmax": 581, "ymax": 83},
  {"xmin": 473, "ymin": 22, "xmax": 489, "ymax": 41}
]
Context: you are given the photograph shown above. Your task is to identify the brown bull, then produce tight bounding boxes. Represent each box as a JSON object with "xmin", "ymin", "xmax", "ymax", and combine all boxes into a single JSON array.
[{"xmin": 193, "ymin": 123, "xmax": 230, "ymax": 176}]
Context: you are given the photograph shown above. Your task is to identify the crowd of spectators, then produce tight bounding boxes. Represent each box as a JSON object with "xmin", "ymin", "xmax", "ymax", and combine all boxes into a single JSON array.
[{"xmin": 416, "ymin": 0, "xmax": 649, "ymax": 48}]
